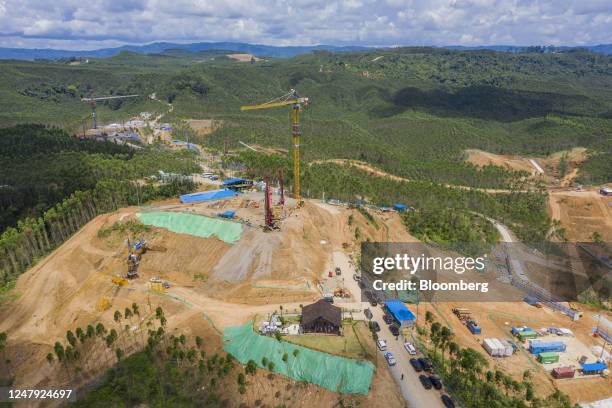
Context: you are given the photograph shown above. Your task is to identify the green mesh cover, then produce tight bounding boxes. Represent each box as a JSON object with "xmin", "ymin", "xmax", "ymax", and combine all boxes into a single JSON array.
[
  {"xmin": 138, "ymin": 211, "xmax": 242, "ymax": 244},
  {"xmin": 223, "ymin": 323, "xmax": 374, "ymax": 394}
]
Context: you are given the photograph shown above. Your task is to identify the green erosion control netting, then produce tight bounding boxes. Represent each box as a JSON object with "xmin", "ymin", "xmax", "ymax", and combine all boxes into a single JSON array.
[
  {"xmin": 138, "ymin": 211, "xmax": 242, "ymax": 244},
  {"xmin": 223, "ymin": 322, "xmax": 374, "ymax": 394}
]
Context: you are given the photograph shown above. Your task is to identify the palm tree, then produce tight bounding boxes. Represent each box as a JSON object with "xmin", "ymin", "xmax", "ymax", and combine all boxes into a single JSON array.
[
  {"xmin": 114, "ymin": 310, "xmax": 122, "ymax": 326},
  {"xmin": 425, "ymin": 310, "xmax": 434, "ymax": 326}
]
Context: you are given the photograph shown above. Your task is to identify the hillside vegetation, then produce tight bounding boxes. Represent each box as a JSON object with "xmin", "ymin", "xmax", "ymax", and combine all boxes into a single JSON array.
[{"xmin": 0, "ymin": 48, "xmax": 610, "ymax": 189}]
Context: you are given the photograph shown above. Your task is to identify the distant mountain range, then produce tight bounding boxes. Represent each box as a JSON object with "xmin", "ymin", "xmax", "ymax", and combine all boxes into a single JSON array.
[
  {"xmin": 0, "ymin": 41, "xmax": 610, "ymax": 60},
  {"xmin": 0, "ymin": 42, "xmax": 368, "ymax": 60}
]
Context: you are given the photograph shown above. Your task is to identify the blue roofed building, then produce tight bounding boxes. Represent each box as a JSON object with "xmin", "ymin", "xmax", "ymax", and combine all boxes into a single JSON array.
[{"xmin": 384, "ymin": 300, "xmax": 416, "ymax": 328}]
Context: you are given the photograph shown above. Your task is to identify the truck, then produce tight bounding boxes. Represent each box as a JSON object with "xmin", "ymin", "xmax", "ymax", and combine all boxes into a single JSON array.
[{"xmin": 467, "ymin": 320, "xmax": 482, "ymax": 335}]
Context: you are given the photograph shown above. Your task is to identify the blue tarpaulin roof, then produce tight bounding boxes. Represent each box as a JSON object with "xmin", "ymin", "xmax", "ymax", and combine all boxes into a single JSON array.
[
  {"xmin": 223, "ymin": 177, "xmax": 248, "ymax": 185},
  {"xmin": 393, "ymin": 203, "xmax": 407, "ymax": 211},
  {"xmin": 220, "ymin": 210, "xmax": 235, "ymax": 218},
  {"xmin": 384, "ymin": 300, "xmax": 416, "ymax": 322},
  {"xmin": 180, "ymin": 189, "xmax": 237, "ymax": 203},
  {"xmin": 581, "ymin": 362, "xmax": 607, "ymax": 372}
]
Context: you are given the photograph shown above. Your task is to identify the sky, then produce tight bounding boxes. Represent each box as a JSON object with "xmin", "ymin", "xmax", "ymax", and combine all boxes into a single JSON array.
[{"xmin": 0, "ymin": 0, "xmax": 610, "ymax": 50}]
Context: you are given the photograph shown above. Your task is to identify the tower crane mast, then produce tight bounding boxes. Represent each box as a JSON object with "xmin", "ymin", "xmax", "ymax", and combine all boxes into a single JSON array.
[
  {"xmin": 240, "ymin": 89, "xmax": 308, "ymax": 204},
  {"xmin": 81, "ymin": 94, "xmax": 139, "ymax": 129}
]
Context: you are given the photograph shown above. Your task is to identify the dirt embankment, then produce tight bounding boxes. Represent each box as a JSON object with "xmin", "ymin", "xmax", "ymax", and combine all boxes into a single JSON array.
[
  {"xmin": 465, "ymin": 149, "xmax": 537, "ymax": 174},
  {"xmin": 548, "ymin": 189, "xmax": 612, "ymax": 241}
]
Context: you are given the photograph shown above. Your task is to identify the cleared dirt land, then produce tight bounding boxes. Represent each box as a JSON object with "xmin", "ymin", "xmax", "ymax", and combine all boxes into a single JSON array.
[
  {"xmin": 465, "ymin": 149, "xmax": 537, "ymax": 174},
  {"xmin": 0, "ymin": 196, "xmax": 409, "ymax": 406},
  {"xmin": 1, "ymin": 184, "xmax": 609, "ymax": 406},
  {"xmin": 549, "ymin": 189, "xmax": 612, "ymax": 241},
  {"xmin": 421, "ymin": 301, "xmax": 612, "ymax": 404}
]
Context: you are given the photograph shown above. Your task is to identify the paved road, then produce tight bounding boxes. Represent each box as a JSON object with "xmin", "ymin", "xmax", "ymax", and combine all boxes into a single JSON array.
[{"xmin": 334, "ymin": 252, "xmax": 446, "ymax": 408}]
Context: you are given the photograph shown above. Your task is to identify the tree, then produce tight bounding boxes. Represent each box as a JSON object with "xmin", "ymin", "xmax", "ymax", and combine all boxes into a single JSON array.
[
  {"xmin": 245, "ymin": 359, "xmax": 257, "ymax": 375},
  {"xmin": 425, "ymin": 310, "xmax": 434, "ymax": 325},
  {"xmin": 66, "ymin": 330, "xmax": 77, "ymax": 348},
  {"xmin": 46, "ymin": 353, "xmax": 54, "ymax": 365}
]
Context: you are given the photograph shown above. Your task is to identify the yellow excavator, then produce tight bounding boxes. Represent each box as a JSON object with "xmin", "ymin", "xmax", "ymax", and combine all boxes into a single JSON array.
[{"xmin": 240, "ymin": 89, "xmax": 308, "ymax": 204}]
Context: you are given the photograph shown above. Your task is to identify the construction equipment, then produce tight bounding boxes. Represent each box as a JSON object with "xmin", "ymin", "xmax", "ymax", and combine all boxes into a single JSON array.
[
  {"xmin": 125, "ymin": 238, "xmax": 163, "ymax": 279},
  {"xmin": 278, "ymin": 168, "xmax": 285, "ymax": 206},
  {"xmin": 452, "ymin": 308, "xmax": 472, "ymax": 321},
  {"xmin": 241, "ymin": 89, "xmax": 308, "ymax": 204},
  {"xmin": 81, "ymin": 94, "xmax": 139, "ymax": 129},
  {"xmin": 334, "ymin": 288, "xmax": 352, "ymax": 298},
  {"xmin": 263, "ymin": 177, "xmax": 277, "ymax": 230},
  {"xmin": 112, "ymin": 276, "xmax": 128, "ymax": 286}
]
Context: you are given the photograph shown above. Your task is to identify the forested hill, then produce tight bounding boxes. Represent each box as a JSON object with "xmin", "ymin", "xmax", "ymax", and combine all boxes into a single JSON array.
[
  {"xmin": 0, "ymin": 125, "xmax": 199, "ymax": 233},
  {"xmin": 0, "ymin": 47, "xmax": 610, "ymax": 187}
]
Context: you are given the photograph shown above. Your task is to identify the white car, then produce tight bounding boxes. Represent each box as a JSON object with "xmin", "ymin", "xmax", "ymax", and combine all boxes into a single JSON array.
[
  {"xmin": 404, "ymin": 341, "xmax": 417, "ymax": 355},
  {"xmin": 376, "ymin": 339, "xmax": 387, "ymax": 351},
  {"xmin": 149, "ymin": 276, "xmax": 161, "ymax": 283}
]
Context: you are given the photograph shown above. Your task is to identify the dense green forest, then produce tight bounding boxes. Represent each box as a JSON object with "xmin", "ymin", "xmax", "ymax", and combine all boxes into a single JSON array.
[
  {"xmin": 0, "ymin": 125, "xmax": 199, "ymax": 232},
  {"xmin": 237, "ymin": 151, "xmax": 550, "ymax": 246},
  {"xmin": 0, "ymin": 125, "xmax": 199, "ymax": 287},
  {"xmin": 1, "ymin": 48, "xmax": 610, "ymax": 189}
]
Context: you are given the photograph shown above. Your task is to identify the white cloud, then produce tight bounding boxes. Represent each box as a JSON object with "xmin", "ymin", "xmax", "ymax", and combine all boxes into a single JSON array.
[{"xmin": 0, "ymin": 0, "xmax": 609, "ymax": 49}]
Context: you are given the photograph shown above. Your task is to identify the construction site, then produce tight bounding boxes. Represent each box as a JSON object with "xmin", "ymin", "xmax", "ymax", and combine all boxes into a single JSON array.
[{"xmin": 0, "ymin": 89, "xmax": 611, "ymax": 408}]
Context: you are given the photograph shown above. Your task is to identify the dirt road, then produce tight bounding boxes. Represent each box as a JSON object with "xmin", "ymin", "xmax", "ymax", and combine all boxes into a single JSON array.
[{"xmin": 335, "ymin": 252, "xmax": 446, "ymax": 408}]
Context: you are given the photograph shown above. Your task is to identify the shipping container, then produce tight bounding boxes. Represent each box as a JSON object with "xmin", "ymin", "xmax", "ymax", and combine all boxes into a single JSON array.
[
  {"xmin": 483, "ymin": 338, "xmax": 502, "ymax": 357},
  {"xmin": 581, "ymin": 362, "xmax": 607, "ymax": 375},
  {"xmin": 538, "ymin": 352, "xmax": 559, "ymax": 364},
  {"xmin": 552, "ymin": 367, "xmax": 575, "ymax": 379},
  {"xmin": 529, "ymin": 340, "xmax": 566, "ymax": 354},
  {"xmin": 512, "ymin": 326, "xmax": 538, "ymax": 340},
  {"xmin": 499, "ymin": 339, "xmax": 514, "ymax": 356}
]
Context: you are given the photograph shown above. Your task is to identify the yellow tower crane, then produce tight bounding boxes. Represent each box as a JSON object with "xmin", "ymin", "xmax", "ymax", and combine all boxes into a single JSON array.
[{"xmin": 240, "ymin": 89, "xmax": 308, "ymax": 204}]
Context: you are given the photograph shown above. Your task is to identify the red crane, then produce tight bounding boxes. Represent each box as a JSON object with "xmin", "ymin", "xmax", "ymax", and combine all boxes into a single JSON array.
[
  {"xmin": 264, "ymin": 177, "xmax": 275, "ymax": 230},
  {"xmin": 278, "ymin": 168, "xmax": 285, "ymax": 206}
]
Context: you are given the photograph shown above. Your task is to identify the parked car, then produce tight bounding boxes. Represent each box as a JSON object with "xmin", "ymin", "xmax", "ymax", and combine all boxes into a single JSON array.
[
  {"xmin": 366, "ymin": 291, "xmax": 377, "ymax": 306},
  {"xmin": 403, "ymin": 342, "xmax": 417, "ymax": 355},
  {"xmin": 384, "ymin": 352, "xmax": 396, "ymax": 366},
  {"xmin": 429, "ymin": 374, "xmax": 442, "ymax": 390},
  {"xmin": 409, "ymin": 358, "xmax": 423, "ymax": 372},
  {"xmin": 441, "ymin": 395, "xmax": 456, "ymax": 408},
  {"xmin": 376, "ymin": 339, "xmax": 387, "ymax": 351},
  {"xmin": 335, "ymin": 267, "xmax": 341, "ymax": 276},
  {"xmin": 418, "ymin": 357, "xmax": 433, "ymax": 372},
  {"xmin": 370, "ymin": 321, "xmax": 381, "ymax": 332},
  {"xmin": 389, "ymin": 324, "xmax": 400, "ymax": 337},
  {"xmin": 364, "ymin": 308, "xmax": 373, "ymax": 320},
  {"xmin": 419, "ymin": 374, "xmax": 433, "ymax": 389},
  {"xmin": 383, "ymin": 314, "xmax": 394, "ymax": 325}
]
